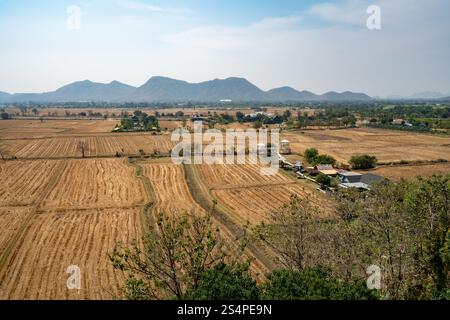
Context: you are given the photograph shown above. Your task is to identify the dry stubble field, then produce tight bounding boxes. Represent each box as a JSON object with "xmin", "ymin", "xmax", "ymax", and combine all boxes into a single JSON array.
[
  {"xmin": 362, "ymin": 162, "xmax": 450, "ymax": 181},
  {"xmin": 0, "ymin": 157, "xmax": 146, "ymax": 299},
  {"xmin": 282, "ymin": 128, "xmax": 450, "ymax": 164},
  {"xmin": 1, "ymin": 117, "xmax": 448, "ymax": 299},
  {"xmin": 197, "ymin": 164, "xmax": 330, "ymax": 226},
  {"xmin": 142, "ymin": 162, "xmax": 206, "ymax": 217},
  {"xmin": 141, "ymin": 160, "xmax": 284, "ymax": 275},
  {"xmin": 0, "ymin": 119, "xmax": 176, "ymax": 159}
]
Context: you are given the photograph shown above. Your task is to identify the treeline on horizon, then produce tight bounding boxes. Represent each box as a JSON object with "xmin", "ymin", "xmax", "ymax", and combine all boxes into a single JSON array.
[{"xmin": 1, "ymin": 100, "xmax": 450, "ymax": 111}]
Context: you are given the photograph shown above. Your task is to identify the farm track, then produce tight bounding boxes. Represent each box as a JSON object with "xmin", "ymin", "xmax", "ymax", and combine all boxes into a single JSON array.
[
  {"xmin": 183, "ymin": 163, "xmax": 278, "ymax": 274},
  {"xmin": 127, "ymin": 158, "xmax": 157, "ymax": 232}
]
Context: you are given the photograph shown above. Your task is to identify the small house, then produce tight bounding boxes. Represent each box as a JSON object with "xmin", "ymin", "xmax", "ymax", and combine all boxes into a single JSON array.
[
  {"xmin": 339, "ymin": 171, "xmax": 363, "ymax": 183},
  {"xmin": 306, "ymin": 164, "xmax": 338, "ymax": 176},
  {"xmin": 338, "ymin": 172, "xmax": 385, "ymax": 191},
  {"xmin": 317, "ymin": 165, "xmax": 338, "ymax": 176}
]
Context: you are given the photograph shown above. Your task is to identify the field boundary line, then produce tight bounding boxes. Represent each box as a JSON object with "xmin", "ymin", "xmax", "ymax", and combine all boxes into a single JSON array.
[
  {"xmin": 128, "ymin": 158, "xmax": 156, "ymax": 233},
  {"xmin": 34, "ymin": 204, "xmax": 143, "ymax": 214},
  {"xmin": 183, "ymin": 163, "xmax": 278, "ymax": 274},
  {"xmin": 210, "ymin": 181, "xmax": 297, "ymax": 191},
  {"xmin": 0, "ymin": 154, "xmax": 173, "ymax": 162}
]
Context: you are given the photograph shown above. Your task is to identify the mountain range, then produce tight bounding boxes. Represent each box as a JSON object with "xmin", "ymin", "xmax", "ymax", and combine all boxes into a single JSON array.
[{"xmin": 0, "ymin": 76, "xmax": 373, "ymax": 103}]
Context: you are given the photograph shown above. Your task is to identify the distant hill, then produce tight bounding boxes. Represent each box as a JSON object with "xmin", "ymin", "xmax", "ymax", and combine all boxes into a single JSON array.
[
  {"xmin": 133, "ymin": 76, "xmax": 267, "ymax": 102},
  {"xmin": 0, "ymin": 76, "xmax": 374, "ymax": 103},
  {"xmin": 42, "ymin": 80, "xmax": 136, "ymax": 102},
  {"xmin": 266, "ymin": 87, "xmax": 318, "ymax": 101},
  {"xmin": 0, "ymin": 91, "xmax": 11, "ymax": 103},
  {"xmin": 319, "ymin": 91, "xmax": 372, "ymax": 101}
]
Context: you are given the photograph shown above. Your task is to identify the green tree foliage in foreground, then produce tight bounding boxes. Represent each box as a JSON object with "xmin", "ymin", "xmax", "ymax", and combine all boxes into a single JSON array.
[
  {"xmin": 349, "ymin": 154, "xmax": 378, "ymax": 169},
  {"xmin": 110, "ymin": 211, "xmax": 247, "ymax": 300},
  {"xmin": 257, "ymin": 174, "xmax": 449, "ymax": 300},
  {"xmin": 112, "ymin": 175, "xmax": 448, "ymax": 300},
  {"xmin": 262, "ymin": 268, "xmax": 378, "ymax": 300},
  {"xmin": 183, "ymin": 263, "xmax": 260, "ymax": 300}
]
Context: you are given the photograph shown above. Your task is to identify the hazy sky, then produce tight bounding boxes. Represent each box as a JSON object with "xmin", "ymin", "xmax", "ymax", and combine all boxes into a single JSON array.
[{"xmin": 0, "ymin": 0, "xmax": 449, "ymax": 97}]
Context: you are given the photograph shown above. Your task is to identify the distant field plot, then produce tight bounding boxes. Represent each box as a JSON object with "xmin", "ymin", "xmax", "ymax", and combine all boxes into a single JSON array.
[
  {"xmin": 282, "ymin": 128, "xmax": 450, "ymax": 163},
  {"xmin": 365, "ymin": 163, "xmax": 450, "ymax": 181},
  {"xmin": 0, "ymin": 208, "xmax": 142, "ymax": 300},
  {"xmin": 142, "ymin": 163, "xmax": 205, "ymax": 217},
  {"xmin": 0, "ymin": 160, "xmax": 60, "ymax": 206},
  {"xmin": 41, "ymin": 158, "xmax": 145, "ymax": 210},
  {"xmin": 198, "ymin": 164, "xmax": 292, "ymax": 189},
  {"xmin": 196, "ymin": 164, "xmax": 328, "ymax": 226},
  {"xmin": 214, "ymin": 184, "xmax": 321, "ymax": 225},
  {"xmin": 158, "ymin": 120, "xmax": 183, "ymax": 130},
  {"xmin": 0, "ymin": 120, "xmax": 118, "ymax": 139},
  {"xmin": 0, "ymin": 134, "xmax": 175, "ymax": 158}
]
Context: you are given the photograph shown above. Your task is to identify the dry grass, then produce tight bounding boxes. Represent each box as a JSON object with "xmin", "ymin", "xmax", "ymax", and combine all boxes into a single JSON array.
[
  {"xmin": 0, "ymin": 160, "xmax": 60, "ymax": 206},
  {"xmin": 197, "ymin": 164, "xmax": 330, "ymax": 226},
  {"xmin": 214, "ymin": 184, "xmax": 323, "ymax": 225},
  {"xmin": 159, "ymin": 120, "xmax": 184, "ymax": 131},
  {"xmin": 282, "ymin": 128, "xmax": 450, "ymax": 163},
  {"xmin": 0, "ymin": 119, "xmax": 118, "ymax": 139},
  {"xmin": 0, "ymin": 134, "xmax": 175, "ymax": 158},
  {"xmin": 364, "ymin": 162, "xmax": 450, "ymax": 181},
  {"xmin": 41, "ymin": 159, "xmax": 145, "ymax": 210},
  {"xmin": 142, "ymin": 163, "xmax": 205, "ymax": 217},
  {"xmin": 0, "ymin": 208, "xmax": 142, "ymax": 300},
  {"xmin": 0, "ymin": 207, "xmax": 32, "ymax": 254},
  {"xmin": 198, "ymin": 164, "xmax": 292, "ymax": 189},
  {"xmin": 0, "ymin": 155, "xmax": 147, "ymax": 299}
]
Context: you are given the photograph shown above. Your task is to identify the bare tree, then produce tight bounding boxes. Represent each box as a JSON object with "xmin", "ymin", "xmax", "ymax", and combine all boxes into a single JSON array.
[
  {"xmin": 110, "ymin": 211, "xmax": 247, "ymax": 300},
  {"xmin": 78, "ymin": 141, "xmax": 88, "ymax": 158},
  {"xmin": 255, "ymin": 195, "xmax": 324, "ymax": 271},
  {"xmin": 0, "ymin": 147, "xmax": 6, "ymax": 160}
]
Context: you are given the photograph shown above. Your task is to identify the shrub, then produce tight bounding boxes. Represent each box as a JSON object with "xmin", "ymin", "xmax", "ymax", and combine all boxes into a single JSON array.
[
  {"xmin": 316, "ymin": 173, "xmax": 331, "ymax": 186},
  {"xmin": 313, "ymin": 154, "xmax": 336, "ymax": 166},
  {"xmin": 183, "ymin": 263, "xmax": 260, "ymax": 300},
  {"xmin": 304, "ymin": 148, "xmax": 319, "ymax": 164},
  {"xmin": 349, "ymin": 154, "xmax": 377, "ymax": 169},
  {"xmin": 262, "ymin": 268, "xmax": 379, "ymax": 300}
]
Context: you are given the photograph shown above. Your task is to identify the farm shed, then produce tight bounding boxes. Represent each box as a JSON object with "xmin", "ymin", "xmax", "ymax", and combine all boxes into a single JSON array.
[
  {"xmin": 305, "ymin": 164, "xmax": 338, "ymax": 176},
  {"xmin": 338, "ymin": 172, "xmax": 385, "ymax": 191}
]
